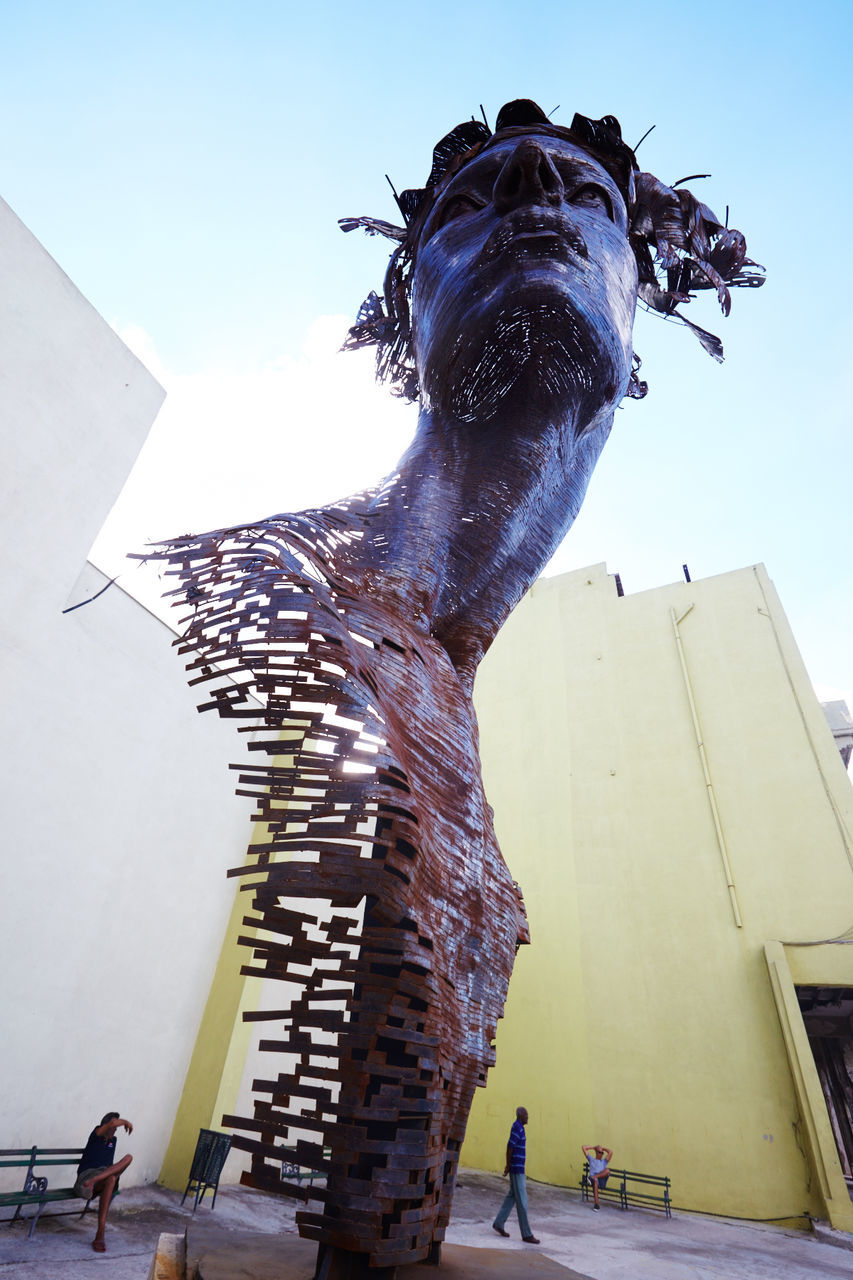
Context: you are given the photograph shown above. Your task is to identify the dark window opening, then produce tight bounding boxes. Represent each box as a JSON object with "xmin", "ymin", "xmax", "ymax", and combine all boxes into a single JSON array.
[{"xmin": 797, "ymin": 985, "xmax": 853, "ymax": 1202}]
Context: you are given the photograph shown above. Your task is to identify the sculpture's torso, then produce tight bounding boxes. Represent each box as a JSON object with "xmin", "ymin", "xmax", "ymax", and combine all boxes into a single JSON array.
[{"xmin": 160, "ymin": 509, "xmax": 527, "ymax": 1267}]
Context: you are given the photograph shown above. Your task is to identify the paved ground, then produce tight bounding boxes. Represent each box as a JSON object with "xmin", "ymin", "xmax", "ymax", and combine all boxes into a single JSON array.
[{"xmin": 0, "ymin": 1170, "xmax": 849, "ymax": 1280}]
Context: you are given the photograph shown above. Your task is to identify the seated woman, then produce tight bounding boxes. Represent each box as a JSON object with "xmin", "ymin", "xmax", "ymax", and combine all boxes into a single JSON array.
[{"xmin": 583, "ymin": 1142, "xmax": 614, "ymax": 1209}]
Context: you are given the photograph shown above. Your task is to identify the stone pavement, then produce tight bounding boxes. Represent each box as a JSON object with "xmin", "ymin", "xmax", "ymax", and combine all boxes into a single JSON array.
[{"xmin": 0, "ymin": 1169, "xmax": 850, "ymax": 1280}]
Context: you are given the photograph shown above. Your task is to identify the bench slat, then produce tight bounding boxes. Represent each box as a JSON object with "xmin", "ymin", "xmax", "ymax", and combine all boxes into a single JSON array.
[
  {"xmin": 23, "ymin": 1152, "xmax": 83, "ymax": 1162},
  {"xmin": 0, "ymin": 1152, "xmax": 82, "ymax": 1162},
  {"xmin": 0, "ymin": 1189, "xmax": 78, "ymax": 1205}
]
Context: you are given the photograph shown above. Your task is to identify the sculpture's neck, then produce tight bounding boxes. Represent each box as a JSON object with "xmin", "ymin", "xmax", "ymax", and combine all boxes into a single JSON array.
[{"xmin": 333, "ymin": 403, "xmax": 612, "ymax": 692}]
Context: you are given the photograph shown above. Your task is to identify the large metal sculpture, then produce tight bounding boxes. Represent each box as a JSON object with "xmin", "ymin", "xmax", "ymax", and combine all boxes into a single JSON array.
[{"xmin": 150, "ymin": 100, "xmax": 762, "ymax": 1277}]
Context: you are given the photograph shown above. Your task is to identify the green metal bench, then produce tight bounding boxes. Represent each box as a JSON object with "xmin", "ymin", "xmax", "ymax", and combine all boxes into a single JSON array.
[
  {"xmin": 581, "ymin": 1160, "xmax": 672, "ymax": 1217},
  {"xmin": 0, "ymin": 1146, "xmax": 97, "ymax": 1238}
]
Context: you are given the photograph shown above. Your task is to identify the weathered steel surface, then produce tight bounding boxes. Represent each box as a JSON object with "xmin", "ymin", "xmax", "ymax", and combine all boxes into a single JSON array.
[
  {"xmin": 155, "ymin": 514, "xmax": 529, "ymax": 1271},
  {"xmin": 147, "ymin": 100, "xmax": 762, "ymax": 1276}
]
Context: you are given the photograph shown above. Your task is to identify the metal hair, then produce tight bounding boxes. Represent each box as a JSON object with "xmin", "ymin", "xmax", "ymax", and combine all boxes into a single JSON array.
[{"xmin": 340, "ymin": 99, "xmax": 764, "ymax": 401}]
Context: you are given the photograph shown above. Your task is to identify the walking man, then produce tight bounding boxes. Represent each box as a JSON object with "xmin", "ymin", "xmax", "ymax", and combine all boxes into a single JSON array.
[
  {"xmin": 582, "ymin": 1142, "xmax": 613, "ymax": 1210},
  {"xmin": 492, "ymin": 1106, "xmax": 539, "ymax": 1244},
  {"xmin": 73, "ymin": 1111, "xmax": 133, "ymax": 1251}
]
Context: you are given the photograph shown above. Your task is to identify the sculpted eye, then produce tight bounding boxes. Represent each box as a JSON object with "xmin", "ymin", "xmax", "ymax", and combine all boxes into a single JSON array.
[
  {"xmin": 568, "ymin": 184, "xmax": 615, "ymax": 221},
  {"xmin": 436, "ymin": 193, "xmax": 485, "ymax": 229}
]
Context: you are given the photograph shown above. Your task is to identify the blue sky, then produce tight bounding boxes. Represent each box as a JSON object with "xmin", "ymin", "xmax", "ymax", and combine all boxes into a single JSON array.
[{"xmin": 3, "ymin": 1, "xmax": 852, "ymax": 705}]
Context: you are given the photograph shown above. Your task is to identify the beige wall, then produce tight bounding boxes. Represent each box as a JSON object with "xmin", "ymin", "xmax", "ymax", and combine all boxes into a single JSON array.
[{"xmin": 463, "ymin": 563, "xmax": 853, "ymax": 1229}]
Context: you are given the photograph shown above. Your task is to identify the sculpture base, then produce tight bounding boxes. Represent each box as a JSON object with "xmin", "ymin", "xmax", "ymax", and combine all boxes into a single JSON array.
[{"xmin": 186, "ymin": 1227, "xmax": 589, "ymax": 1279}]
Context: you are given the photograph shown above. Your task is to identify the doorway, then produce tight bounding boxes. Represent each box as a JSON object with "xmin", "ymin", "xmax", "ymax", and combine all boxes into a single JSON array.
[{"xmin": 797, "ymin": 986, "xmax": 853, "ymax": 1202}]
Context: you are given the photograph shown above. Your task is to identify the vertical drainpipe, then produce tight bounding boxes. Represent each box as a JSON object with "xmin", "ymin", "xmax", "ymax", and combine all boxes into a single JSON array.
[{"xmin": 670, "ymin": 604, "xmax": 743, "ymax": 928}]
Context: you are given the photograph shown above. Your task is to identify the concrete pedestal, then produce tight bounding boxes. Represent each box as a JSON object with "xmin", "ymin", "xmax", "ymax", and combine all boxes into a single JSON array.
[{"xmin": 185, "ymin": 1225, "xmax": 589, "ymax": 1279}]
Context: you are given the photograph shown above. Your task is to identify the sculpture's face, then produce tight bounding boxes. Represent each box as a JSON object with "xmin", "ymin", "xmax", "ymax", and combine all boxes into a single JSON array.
[{"xmin": 411, "ymin": 132, "xmax": 638, "ymax": 425}]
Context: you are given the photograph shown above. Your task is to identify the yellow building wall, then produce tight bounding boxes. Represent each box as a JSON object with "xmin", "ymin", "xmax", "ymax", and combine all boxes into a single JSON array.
[
  {"xmin": 158, "ymin": 882, "xmax": 261, "ymax": 1189},
  {"xmin": 464, "ymin": 563, "xmax": 853, "ymax": 1229},
  {"xmin": 159, "ymin": 728, "xmax": 325, "ymax": 1189}
]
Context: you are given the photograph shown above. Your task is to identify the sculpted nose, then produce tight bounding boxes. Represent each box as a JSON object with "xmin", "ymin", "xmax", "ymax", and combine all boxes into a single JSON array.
[{"xmin": 492, "ymin": 139, "xmax": 564, "ymax": 213}]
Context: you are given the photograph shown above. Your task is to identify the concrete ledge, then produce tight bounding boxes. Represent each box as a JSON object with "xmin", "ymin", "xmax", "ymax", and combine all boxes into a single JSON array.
[
  {"xmin": 811, "ymin": 1219, "xmax": 853, "ymax": 1252},
  {"xmin": 187, "ymin": 1225, "xmax": 588, "ymax": 1279},
  {"xmin": 147, "ymin": 1231, "xmax": 187, "ymax": 1280}
]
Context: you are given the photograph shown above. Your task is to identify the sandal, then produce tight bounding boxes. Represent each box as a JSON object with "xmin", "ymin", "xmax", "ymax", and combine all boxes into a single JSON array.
[{"xmin": 93, "ymin": 1240, "xmax": 106, "ymax": 1252}]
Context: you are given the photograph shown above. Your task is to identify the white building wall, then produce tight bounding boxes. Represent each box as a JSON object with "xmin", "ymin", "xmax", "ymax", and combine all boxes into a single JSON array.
[{"xmin": 0, "ymin": 195, "xmax": 249, "ymax": 1186}]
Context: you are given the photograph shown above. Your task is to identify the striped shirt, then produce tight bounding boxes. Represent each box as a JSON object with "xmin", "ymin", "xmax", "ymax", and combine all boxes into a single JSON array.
[{"xmin": 507, "ymin": 1118, "xmax": 526, "ymax": 1174}]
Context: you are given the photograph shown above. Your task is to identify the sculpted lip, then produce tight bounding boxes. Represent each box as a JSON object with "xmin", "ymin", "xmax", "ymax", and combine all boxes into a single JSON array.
[{"xmin": 479, "ymin": 211, "xmax": 589, "ymax": 266}]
